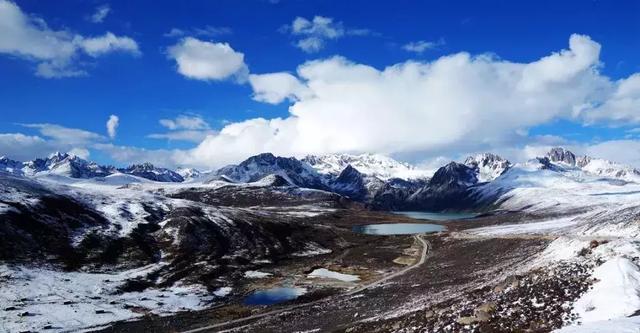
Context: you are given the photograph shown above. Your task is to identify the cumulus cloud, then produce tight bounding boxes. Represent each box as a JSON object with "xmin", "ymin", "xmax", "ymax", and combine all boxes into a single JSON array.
[
  {"xmin": 106, "ymin": 115, "xmax": 119, "ymax": 139},
  {"xmin": 167, "ymin": 37, "xmax": 248, "ymax": 81},
  {"xmin": 89, "ymin": 4, "xmax": 110, "ymax": 23},
  {"xmin": 80, "ymin": 33, "xmax": 140, "ymax": 57},
  {"xmin": 0, "ymin": 0, "xmax": 139, "ymax": 78},
  {"xmin": 0, "ymin": 133, "xmax": 52, "ymax": 161},
  {"xmin": 68, "ymin": 147, "xmax": 90, "ymax": 159},
  {"xmin": 148, "ymin": 115, "xmax": 216, "ymax": 143},
  {"xmin": 0, "ymin": 128, "xmax": 96, "ymax": 162},
  {"xmin": 282, "ymin": 16, "xmax": 370, "ymax": 53},
  {"xmin": 248, "ymin": 72, "xmax": 310, "ymax": 104},
  {"xmin": 403, "ymin": 39, "xmax": 444, "ymax": 53},
  {"xmin": 579, "ymin": 73, "xmax": 640, "ymax": 125},
  {"xmin": 158, "ymin": 34, "xmax": 640, "ymax": 168},
  {"xmin": 94, "ymin": 143, "xmax": 188, "ymax": 167},
  {"xmin": 583, "ymin": 140, "xmax": 640, "ymax": 167},
  {"xmin": 5, "ymin": 33, "xmax": 640, "ymax": 170}
]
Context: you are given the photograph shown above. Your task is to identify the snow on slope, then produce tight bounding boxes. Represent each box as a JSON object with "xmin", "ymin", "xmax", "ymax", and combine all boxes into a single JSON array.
[
  {"xmin": 580, "ymin": 157, "xmax": 640, "ymax": 182},
  {"xmin": 0, "ymin": 264, "xmax": 217, "ymax": 333},
  {"xmin": 571, "ymin": 257, "xmax": 640, "ymax": 322},
  {"xmin": 474, "ymin": 158, "xmax": 640, "ymax": 215},
  {"xmin": 464, "ymin": 153, "xmax": 512, "ymax": 182},
  {"xmin": 303, "ymin": 153, "xmax": 431, "ymax": 181},
  {"xmin": 307, "ymin": 268, "xmax": 360, "ymax": 282},
  {"xmin": 528, "ymin": 238, "xmax": 640, "ymax": 333}
]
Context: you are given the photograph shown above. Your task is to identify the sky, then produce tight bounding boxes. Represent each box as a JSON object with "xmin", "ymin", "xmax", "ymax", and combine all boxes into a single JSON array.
[{"xmin": 1, "ymin": 0, "xmax": 640, "ymax": 169}]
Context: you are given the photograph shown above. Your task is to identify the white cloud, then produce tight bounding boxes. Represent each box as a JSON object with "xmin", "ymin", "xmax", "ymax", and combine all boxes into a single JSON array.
[
  {"xmin": 89, "ymin": 4, "xmax": 110, "ymax": 23},
  {"xmin": 149, "ymin": 115, "xmax": 215, "ymax": 143},
  {"xmin": 159, "ymin": 115, "xmax": 210, "ymax": 130},
  {"xmin": 80, "ymin": 32, "xmax": 140, "ymax": 57},
  {"xmin": 167, "ymin": 37, "xmax": 248, "ymax": 81},
  {"xmin": 0, "ymin": 133, "xmax": 51, "ymax": 161},
  {"xmin": 248, "ymin": 72, "xmax": 310, "ymax": 104},
  {"xmin": 21, "ymin": 123, "xmax": 105, "ymax": 145},
  {"xmin": 5, "ymin": 33, "xmax": 640, "ymax": 171},
  {"xmin": 106, "ymin": 115, "xmax": 119, "ymax": 139},
  {"xmin": 0, "ymin": 0, "xmax": 139, "ymax": 78},
  {"xmin": 296, "ymin": 37, "xmax": 324, "ymax": 53},
  {"xmin": 518, "ymin": 34, "xmax": 602, "ymax": 92},
  {"xmin": 291, "ymin": 16, "xmax": 343, "ymax": 39},
  {"xmin": 147, "ymin": 130, "xmax": 215, "ymax": 143},
  {"xmin": 583, "ymin": 140, "xmax": 640, "ymax": 167},
  {"xmin": 164, "ymin": 26, "xmax": 232, "ymax": 38},
  {"xmin": 0, "ymin": 132, "xmax": 91, "ymax": 161},
  {"xmin": 403, "ymin": 39, "xmax": 444, "ymax": 53},
  {"xmin": 68, "ymin": 147, "xmax": 90, "ymax": 159},
  {"xmin": 283, "ymin": 16, "xmax": 370, "ymax": 53},
  {"xmin": 162, "ymin": 34, "xmax": 640, "ymax": 168},
  {"xmin": 94, "ymin": 143, "xmax": 185, "ymax": 167},
  {"xmin": 579, "ymin": 73, "xmax": 640, "ymax": 125}
]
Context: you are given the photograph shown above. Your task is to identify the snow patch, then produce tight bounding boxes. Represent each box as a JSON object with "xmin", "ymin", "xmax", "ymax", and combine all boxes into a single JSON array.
[
  {"xmin": 571, "ymin": 257, "xmax": 640, "ymax": 322},
  {"xmin": 243, "ymin": 271, "xmax": 272, "ymax": 278},
  {"xmin": 213, "ymin": 287, "xmax": 232, "ymax": 297},
  {"xmin": 0, "ymin": 264, "xmax": 213, "ymax": 333},
  {"xmin": 307, "ymin": 268, "xmax": 360, "ymax": 282}
]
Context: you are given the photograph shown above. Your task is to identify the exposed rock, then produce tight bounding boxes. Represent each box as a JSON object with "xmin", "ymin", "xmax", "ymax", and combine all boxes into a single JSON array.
[
  {"xmin": 547, "ymin": 147, "xmax": 577, "ymax": 166},
  {"xmin": 464, "ymin": 153, "xmax": 511, "ymax": 182}
]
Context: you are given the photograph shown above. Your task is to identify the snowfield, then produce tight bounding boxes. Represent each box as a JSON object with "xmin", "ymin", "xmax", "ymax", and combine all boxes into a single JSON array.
[
  {"xmin": 465, "ymin": 157, "xmax": 640, "ymax": 332},
  {"xmin": 307, "ymin": 268, "xmax": 360, "ymax": 282},
  {"xmin": 0, "ymin": 166, "xmax": 340, "ymax": 332},
  {"xmin": 0, "ymin": 264, "xmax": 214, "ymax": 333},
  {"xmin": 4, "ymin": 148, "xmax": 640, "ymax": 332}
]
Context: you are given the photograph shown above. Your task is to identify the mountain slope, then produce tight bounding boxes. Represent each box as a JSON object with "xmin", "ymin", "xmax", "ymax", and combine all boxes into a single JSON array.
[
  {"xmin": 215, "ymin": 153, "xmax": 327, "ymax": 189},
  {"xmin": 303, "ymin": 153, "xmax": 430, "ymax": 181},
  {"xmin": 0, "ymin": 153, "xmax": 184, "ymax": 183}
]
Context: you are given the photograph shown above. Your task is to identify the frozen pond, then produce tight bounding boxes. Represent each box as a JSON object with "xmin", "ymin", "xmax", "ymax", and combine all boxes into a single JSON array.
[
  {"xmin": 244, "ymin": 287, "xmax": 307, "ymax": 305},
  {"xmin": 352, "ymin": 223, "xmax": 445, "ymax": 235}
]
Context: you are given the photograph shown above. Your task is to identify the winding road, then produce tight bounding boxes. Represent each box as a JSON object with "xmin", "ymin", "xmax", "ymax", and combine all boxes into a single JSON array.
[{"xmin": 181, "ymin": 234, "xmax": 431, "ymax": 333}]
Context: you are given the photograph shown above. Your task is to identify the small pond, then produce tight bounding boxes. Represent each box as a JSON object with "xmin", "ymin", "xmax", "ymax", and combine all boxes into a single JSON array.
[
  {"xmin": 392, "ymin": 211, "xmax": 478, "ymax": 221},
  {"xmin": 244, "ymin": 287, "xmax": 307, "ymax": 305},
  {"xmin": 352, "ymin": 223, "xmax": 445, "ymax": 235}
]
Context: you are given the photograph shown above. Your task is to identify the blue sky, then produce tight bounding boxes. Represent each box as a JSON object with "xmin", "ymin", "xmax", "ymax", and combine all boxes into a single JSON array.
[{"xmin": 1, "ymin": 0, "xmax": 640, "ymax": 168}]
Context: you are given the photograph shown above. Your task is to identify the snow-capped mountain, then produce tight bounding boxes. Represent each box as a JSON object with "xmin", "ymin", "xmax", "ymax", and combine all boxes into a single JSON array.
[
  {"xmin": 546, "ymin": 147, "xmax": 578, "ymax": 166},
  {"xmin": 300, "ymin": 153, "xmax": 431, "ymax": 200},
  {"xmin": 5, "ymin": 146, "xmax": 640, "ymax": 332},
  {"xmin": 118, "ymin": 163, "xmax": 184, "ymax": 182},
  {"xmin": 215, "ymin": 153, "xmax": 326, "ymax": 189},
  {"xmin": 542, "ymin": 147, "xmax": 640, "ymax": 182},
  {"xmin": 464, "ymin": 153, "xmax": 512, "ymax": 182},
  {"xmin": 303, "ymin": 153, "xmax": 430, "ymax": 181},
  {"xmin": 579, "ymin": 157, "xmax": 640, "ymax": 181},
  {"xmin": 0, "ymin": 156, "xmax": 25, "ymax": 175},
  {"xmin": 176, "ymin": 167, "xmax": 203, "ymax": 182},
  {"xmin": 330, "ymin": 164, "xmax": 385, "ymax": 201},
  {"xmin": 0, "ymin": 152, "xmax": 184, "ymax": 182},
  {"xmin": 3, "ymin": 152, "xmax": 115, "ymax": 178},
  {"xmin": 402, "ymin": 161, "xmax": 481, "ymax": 211}
]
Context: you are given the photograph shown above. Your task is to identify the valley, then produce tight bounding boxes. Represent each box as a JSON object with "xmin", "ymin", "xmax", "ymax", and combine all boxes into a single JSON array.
[{"xmin": 2, "ymin": 148, "xmax": 640, "ymax": 332}]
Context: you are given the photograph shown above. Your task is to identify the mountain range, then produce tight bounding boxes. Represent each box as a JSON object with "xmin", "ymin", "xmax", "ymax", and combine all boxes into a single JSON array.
[
  {"xmin": 2, "ymin": 148, "xmax": 639, "ymax": 211},
  {"xmin": 3, "ymin": 147, "xmax": 640, "ymax": 332}
]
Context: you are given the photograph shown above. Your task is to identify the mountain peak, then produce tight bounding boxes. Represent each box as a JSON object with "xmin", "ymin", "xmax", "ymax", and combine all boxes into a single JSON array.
[
  {"xmin": 119, "ymin": 163, "xmax": 183, "ymax": 182},
  {"xmin": 546, "ymin": 147, "xmax": 577, "ymax": 166},
  {"xmin": 302, "ymin": 153, "xmax": 429, "ymax": 181},
  {"xmin": 464, "ymin": 153, "xmax": 511, "ymax": 182},
  {"xmin": 430, "ymin": 161, "xmax": 478, "ymax": 188},
  {"xmin": 216, "ymin": 153, "xmax": 324, "ymax": 189}
]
